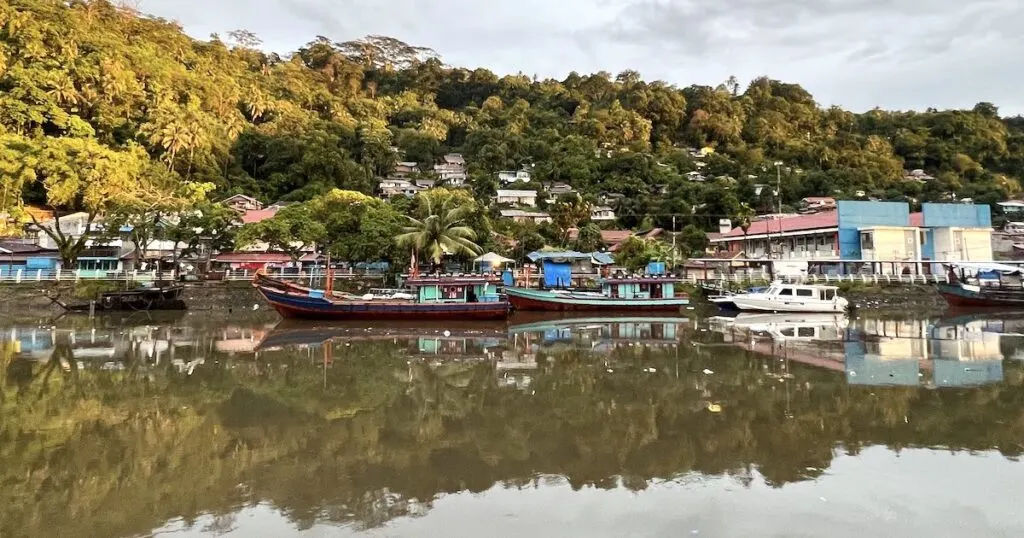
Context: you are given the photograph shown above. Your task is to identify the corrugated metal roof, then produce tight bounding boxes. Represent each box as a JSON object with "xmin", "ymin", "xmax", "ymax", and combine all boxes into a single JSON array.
[{"xmin": 720, "ymin": 212, "xmax": 838, "ymax": 238}]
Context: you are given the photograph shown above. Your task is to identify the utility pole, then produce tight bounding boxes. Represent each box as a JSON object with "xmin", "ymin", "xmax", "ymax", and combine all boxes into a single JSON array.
[
  {"xmin": 671, "ymin": 214, "xmax": 677, "ymax": 269},
  {"xmin": 774, "ymin": 161, "xmax": 783, "ymax": 214}
]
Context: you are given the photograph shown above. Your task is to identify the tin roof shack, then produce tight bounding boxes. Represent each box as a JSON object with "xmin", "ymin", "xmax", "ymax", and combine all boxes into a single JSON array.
[
  {"xmin": 0, "ymin": 240, "xmax": 59, "ymax": 277},
  {"xmin": 526, "ymin": 251, "xmax": 615, "ymax": 288}
]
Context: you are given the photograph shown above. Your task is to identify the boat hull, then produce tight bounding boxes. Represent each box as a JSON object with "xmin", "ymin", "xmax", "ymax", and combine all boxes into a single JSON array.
[
  {"xmin": 506, "ymin": 287, "xmax": 688, "ymax": 312},
  {"xmin": 256, "ymin": 286, "xmax": 510, "ymax": 320},
  {"xmin": 936, "ymin": 283, "xmax": 1024, "ymax": 308},
  {"xmin": 728, "ymin": 297, "xmax": 846, "ymax": 313}
]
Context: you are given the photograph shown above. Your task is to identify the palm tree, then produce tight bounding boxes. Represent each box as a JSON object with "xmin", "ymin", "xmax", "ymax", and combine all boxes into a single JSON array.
[
  {"xmin": 395, "ymin": 197, "xmax": 482, "ymax": 270},
  {"xmin": 735, "ymin": 202, "xmax": 755, "ymax": 258}
]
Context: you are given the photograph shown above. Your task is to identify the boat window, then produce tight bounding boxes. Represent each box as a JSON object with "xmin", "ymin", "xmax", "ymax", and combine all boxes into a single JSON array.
[
  {"xmin": 780, "ymin": 328, "xmax": 795, "ymax": 336},
  {"xmin": 825, "ymin": 289, "xmax": 836, "ymax": 300},
  {"xmin": 796, "ymin": 289, "xmax": 814, "ymax": 297},
  {"xmin": 778, "ymin": 288, "xmax": 793, "ymax": 296},
  {"xmin": 797, "ymin": 327, "xmax": 816, "ymax": 337}
]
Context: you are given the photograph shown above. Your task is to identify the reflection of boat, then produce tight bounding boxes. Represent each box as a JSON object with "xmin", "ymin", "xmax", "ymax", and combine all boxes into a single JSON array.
[
  {"xmin": 506, "ymin": 277, "xmax": 689, "ymax": 312},
  {"xmin": 255, "ymin": 319, "xmax": 508, "ymax": 350},
  {"xmin": 719, "ymin": 313, "xmax": 848, "ymax": 341},
  {"xmin": 719, "ymin": 283, "xmax": 847, "ymax": 313},
  {"xmin": 253, "ymin": 273, "xmax": 509, "ymax": 320},
  {"xmin": 936, "ymin": 263, "xmax": 1024, "ymax": 308}
]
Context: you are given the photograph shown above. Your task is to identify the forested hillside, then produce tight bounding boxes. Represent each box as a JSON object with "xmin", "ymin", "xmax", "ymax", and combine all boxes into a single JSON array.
[{"xmin": 2, "ymin": 0, "xmax": 1022, "ymax": 239}]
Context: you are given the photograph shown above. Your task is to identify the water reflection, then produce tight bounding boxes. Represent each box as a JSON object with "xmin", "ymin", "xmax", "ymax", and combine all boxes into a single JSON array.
[
  {"xmin": 706, "ymin": 312, "xmax": 1024, "ymax": 388},
  {"xmin": 2, "ymin": 312, "xmax": 1024, "ymax": 537}
]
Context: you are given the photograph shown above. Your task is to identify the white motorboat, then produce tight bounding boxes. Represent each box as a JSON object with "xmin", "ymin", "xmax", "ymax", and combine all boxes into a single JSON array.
[{"xmin": 726, "ymin": 283, "xmax": 848, "ymax": 313}]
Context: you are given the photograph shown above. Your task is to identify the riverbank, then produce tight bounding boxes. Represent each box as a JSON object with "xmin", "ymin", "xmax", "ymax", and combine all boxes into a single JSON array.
[{"xmin": 0, "ymin": 279, "xmax": 949, "ymax": 320}]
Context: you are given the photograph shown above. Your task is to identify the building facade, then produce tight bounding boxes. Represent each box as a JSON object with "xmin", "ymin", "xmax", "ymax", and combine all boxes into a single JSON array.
[{"xmin": 710, "ymin": 201, "xmax": 994, "ymax": 274}]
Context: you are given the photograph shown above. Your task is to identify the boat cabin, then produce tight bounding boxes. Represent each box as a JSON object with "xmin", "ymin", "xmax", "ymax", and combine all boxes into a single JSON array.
[
  {"xmin": 761, "ymin": 284, "xmax": 839, "ymax": 302},
  {"xmin": 405, "ymin": 276, "xmax": 503, "ymax": 303},
  {"xmin": 601, "ymin": 277, "xmax": 677, "ymax": 299}
]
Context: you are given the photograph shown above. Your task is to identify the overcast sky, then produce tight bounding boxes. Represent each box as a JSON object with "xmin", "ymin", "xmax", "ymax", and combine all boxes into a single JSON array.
[{"xmin": 137, "ymin": 0, "xmax": 1024, "ymax": 115}]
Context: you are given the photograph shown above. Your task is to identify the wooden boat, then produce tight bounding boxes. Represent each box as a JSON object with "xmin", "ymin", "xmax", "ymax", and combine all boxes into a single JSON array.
[
  {"xmin": 720, "ymin": 282, "xmax": 847, "ymax": 313},
  {"xmin": 505, "ymin": 276, "xmax": 689, "ymax": 312},
  {"xmin": 936, "ymin": 263, "xmax": 1024, "ymax": 308},
  {"xmin": 253, "ymin": 273, "xmax": 510, "ymax": 320},
  {"xmin": 49, "ymin": 284, "xmax": 186, "ymax": 312}
]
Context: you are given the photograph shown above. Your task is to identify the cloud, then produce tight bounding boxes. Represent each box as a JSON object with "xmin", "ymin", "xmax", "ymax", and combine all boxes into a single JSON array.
[{"xmin": 134, "ymin": 0, "xmax": 1024, "ymax": 113}]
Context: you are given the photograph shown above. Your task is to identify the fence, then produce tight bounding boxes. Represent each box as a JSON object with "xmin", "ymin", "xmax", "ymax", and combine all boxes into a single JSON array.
[
  {"xmin": 686, "ymin": 273, "xmax": 952, "ymax": 286},
  {"xmin": 0, "ymin": 269, "xmax": 386, "ymax": 283}
]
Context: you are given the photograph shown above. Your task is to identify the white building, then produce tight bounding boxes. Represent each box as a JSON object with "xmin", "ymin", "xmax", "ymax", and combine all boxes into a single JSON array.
[
  {"xmin": 500, "ymin": 209, "xmax": 552, "ymax": 224},
  {"xmin": 392, "ymin": 162, "xmax": 419, "ymax": 178},
  {"xmin": 378, "ymin": 179, "xmax": 423, "ymax": 198},
  {"xmin": 998, "ymin": 200, "xmax": 1024, "ymax": 215},
  {"xmin": 498, "ymin": 170, "xmax": 532, "ymax": 184},
  {"xmin": 590, "ymin": 206, "xmax": 616, "ymax": 222},
  {"xmin": 434, "ymin": 153, "xmax": 468, "ymax": 186},
  {"xmin": 495, "ymin": 190, "xmax": 538, "ymax": 207},
  {"xmin": 220, "ymin": 194, "xmax": 262, "ymax": 213},
  {"xmin": 34, "ymin": 212, "xmax": 95, "ymax": 250}
]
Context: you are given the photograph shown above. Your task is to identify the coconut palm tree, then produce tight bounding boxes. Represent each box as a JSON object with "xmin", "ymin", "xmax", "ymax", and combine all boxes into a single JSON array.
[
  {"xmin": 735, "ymin": 202, "xmax": 755, "ymax": 257},
  {"xmin": 395, "ymin": 197, "xmax": 482, "ymax": 270}
]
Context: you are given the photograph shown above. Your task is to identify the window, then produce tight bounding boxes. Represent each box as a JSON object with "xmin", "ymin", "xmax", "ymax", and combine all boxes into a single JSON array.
[
  {"xmin": 796, "ymin": 289, "xmax": 814, "ymax": 297},
  {"xmin": 860, "ymin": 232, "xmax": 874, "ymax": 250},
  {"xmin": 818, "ymin": 235, "xmax": 829, "ymax": 247},
  {"xmin": 797, "ymin": 327, "xmax": 816, "ymax": 338},
  {"xmin": 825, "ymin": 289, "xmax": 836, "ymax": 300},
  {"xmin": 778, "ymin": 288, "xmax": 793, "ymax": 296}
]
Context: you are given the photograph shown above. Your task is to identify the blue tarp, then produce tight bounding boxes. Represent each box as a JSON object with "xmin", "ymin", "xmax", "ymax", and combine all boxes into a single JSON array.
[
  {"xmin": 646, "ymin": 261, "xmax": 666, "ymax": 275},
  {"xmin": 527, "ymin": 251, "xmax": 614, "ymax": 265},
  {"xmin": 543, "ymin": 260, "xmax": 572, "ymax": 288},
  {"xmin": 501, "ymin": 269, "xmax": 514, "ymax": 286}
]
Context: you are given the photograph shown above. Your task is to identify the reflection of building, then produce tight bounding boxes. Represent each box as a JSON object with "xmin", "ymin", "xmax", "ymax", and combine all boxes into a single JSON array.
[
  {"xmin": 509, "ymin": 317, "xmax": 687, "ymax": 355},
  {"xmin": 844, "ymin": 317, "xmax": 1008, "ymax": 387}
]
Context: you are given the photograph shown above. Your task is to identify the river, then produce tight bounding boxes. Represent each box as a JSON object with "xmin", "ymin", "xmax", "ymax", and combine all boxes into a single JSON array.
[{"xmin": 2, "ymin": 310, "xmax": 1024, "ymax": 537}]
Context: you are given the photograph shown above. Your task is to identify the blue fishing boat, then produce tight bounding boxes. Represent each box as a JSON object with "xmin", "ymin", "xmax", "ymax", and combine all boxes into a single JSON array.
[
  {"xmin": 506, "ymin": 276, "xmax": 689, "ymax": 312},
  {"xmin": 254, "ymin": 273, "xmax": 510, "ymax": 320}
]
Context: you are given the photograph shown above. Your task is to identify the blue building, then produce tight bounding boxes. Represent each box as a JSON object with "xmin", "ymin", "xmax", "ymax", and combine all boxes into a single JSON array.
[
  {"xmin": 0, "ymin": 240, "xmax": 60, "ymax": 278},
  {"xmin": 836, "ymin": 201, "xmax": 993, "ymax": 275}
]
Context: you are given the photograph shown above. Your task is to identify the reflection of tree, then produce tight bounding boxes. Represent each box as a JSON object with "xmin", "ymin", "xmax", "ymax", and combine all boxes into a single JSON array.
[{"xmin": 3, "ymin": 337, "xmax": 1024, "ymax": 537}]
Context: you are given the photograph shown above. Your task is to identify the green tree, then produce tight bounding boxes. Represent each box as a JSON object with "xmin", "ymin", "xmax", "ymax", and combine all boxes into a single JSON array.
[
  {"xmin": 395, "ymin": 196, "xmax": 481, "ymax": 267},
  {"xmin": 678, "ymin": 224, "xmax": 709, "ymax": 257},
  {"xmin": 236, "ymin": 203, "xmax": 325, "ymax": 264}
]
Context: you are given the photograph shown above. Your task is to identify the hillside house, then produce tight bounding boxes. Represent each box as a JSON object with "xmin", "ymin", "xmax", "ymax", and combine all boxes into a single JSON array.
[
  {"xmin": 221, "ymin": 194, "xmax": 262, "ymax": 213},
  {"xmin": 904, "ymin": 169, "xmax": 936, "ymax": 183},
  {"xmin": 392, "ymin": 162, "xmax": 420, "ymax": 178},
  {"xmin": 800, "ymin": 197, "xmax": 837, "ymax": 213},
  {"xmin": 590, "ymin": 206, "xmax": 617, "ymax": 222},
  {"xmin": 500, "ymin": 209, "xmax": 552, "ymax": 224},
  {"xmin": 998, "ymin": 201, "xmax": 1024, "ymax": 215},
  {"xmin": 495, "ymin": 190, "xmax": 537, "ymax": 207},
  {"xmin": 498, "ymin": 169, "xmax": 532, "ymax": 184},
  {"xmin": 378, "ymin": 179, "xmax": 424, "ymax": 199}
]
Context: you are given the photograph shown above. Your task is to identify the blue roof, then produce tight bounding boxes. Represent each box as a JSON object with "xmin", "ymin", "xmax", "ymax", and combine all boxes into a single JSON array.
[{"xmin": 527, "ymin": 251, "xmax": 614, "ymax": 265}]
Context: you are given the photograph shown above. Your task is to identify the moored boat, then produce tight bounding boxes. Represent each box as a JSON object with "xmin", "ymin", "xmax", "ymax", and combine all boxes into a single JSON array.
[
  {"xmin": 49, "ymin": 284, "xmax": 186, "ymax": 312},
  {"xmin": 936, "ymin": 262, "xmax": 1024, "ymax": 308},
  {"xmin": 719, "ymin": 282, "xmax": 847, "ymax": 313},
  {"xmin": 506, "ymin": 276, "xmax": 689, "ymax": 312},
  {"xmin": 253, "ymin": 273, "xmax": 510, "ymax": 320}
]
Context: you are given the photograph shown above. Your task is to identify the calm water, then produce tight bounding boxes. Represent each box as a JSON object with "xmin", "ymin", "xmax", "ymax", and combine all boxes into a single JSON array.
[{"xmin": 3, "ymin": 310, "xmax": 1024, "ymax": 537}]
